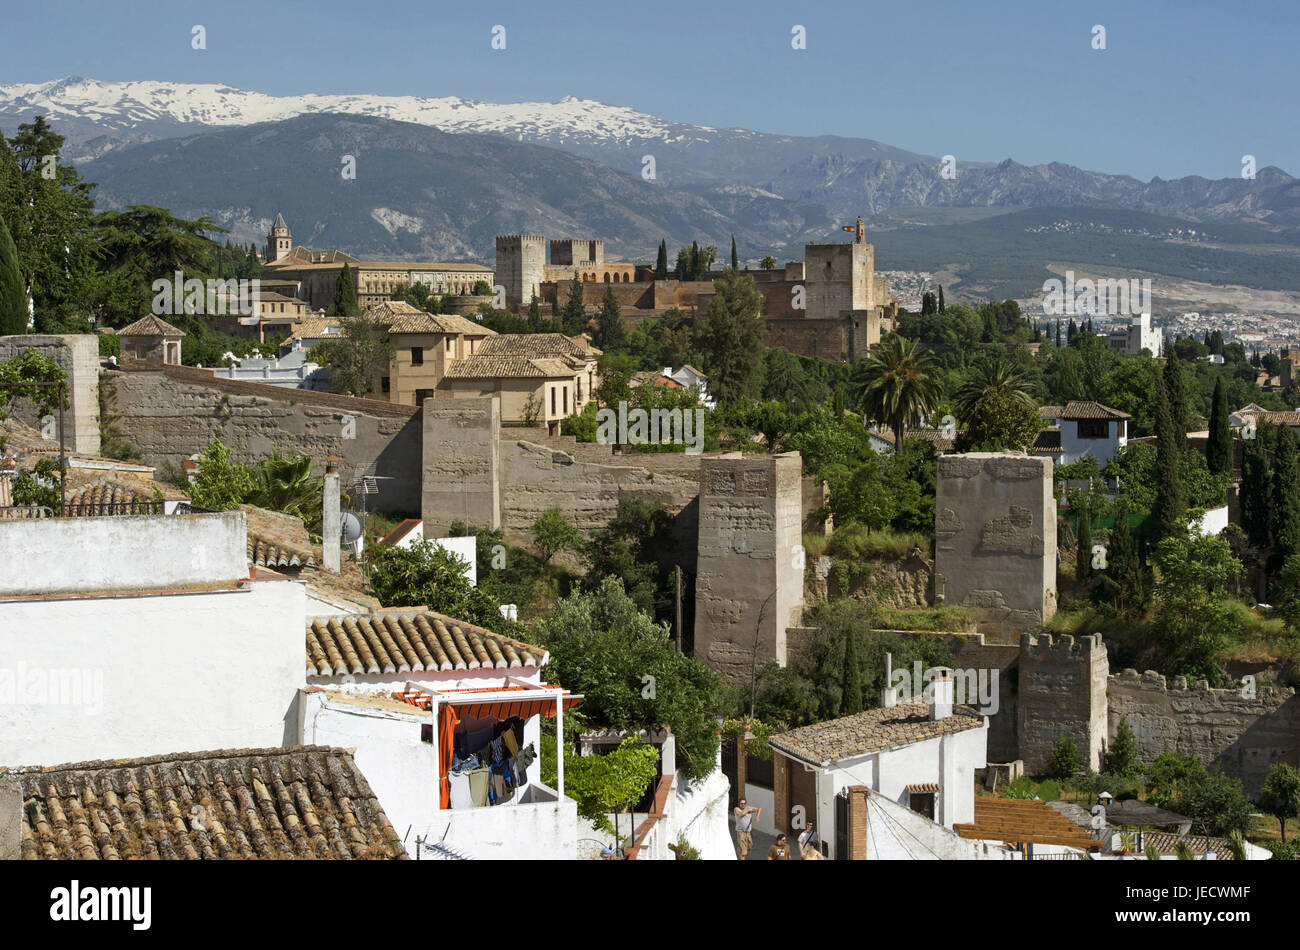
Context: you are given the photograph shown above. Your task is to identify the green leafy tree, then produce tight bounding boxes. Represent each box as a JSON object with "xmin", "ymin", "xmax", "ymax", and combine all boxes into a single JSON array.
[
  {"xmin": 957, "ymin": 387, "xmax": 1042, "ymax": 452},
  {"xmin": 0, "ymin": 212, "xmax": 26, "ymax": 333},
  {"xmin": 562, "ymin": 736, "xmax": 660, "ymax": 836},
  {"xmin": 187, "ymin": 438, "xmax": 257, "ymax": 511},
  {"xmin": 695, "ymin": 269, "xmax": 765, "ymax": 408},
  {"xmin": 1273, "ymin": 554, "xmax": 1300, "ymax": 633},
  {"xmin": 311, "ymin": 314, "xmax": 394, "ymax": 397},
  {"xmin": 1107, "ymin": 717, "xmax": 1138, "ymax": 777},
  {"xmin": 1151, "ymin": 532, "xmax": 1243, "ymax": 683},
  {"xmin": 1241, "ymin": 435, "xmax": 1272, "ymax": 548},
  {"xmin": 854, "ymin": 337, "xmax": 941, "ymax": 454},
  {"xmin": 1147, "ymin": 751, "xmax": 1204, "ymax": 809},
  {"xmin": 366, "ymin": 538, "xmax": 507, "ymax": 630},
  {"xmin": 583, "ymin": 497, "xmax": 673, "ymax": 619},
  {"xmin": 535, "ymin": 577, "xmax": 723, "ymax": 780},
  {"xmin": 1049, "ymin": 734, "xmax": 1084, "ymax": 779},
  {"xmin": 531, "ymin": 508, "xmax": 583, "ymax": 563},
  {"xmin": 840, "ymin": 629, "xmax": 863, "ymax": 715},
  {"xmin": 1205, "ymin": 375, "xmax": 1232, "ymax": 476},
  {"xmin": 527, "ymin": 295, "xmax": 542, "ymax": 325},
  {"xmin": 1098, "ymin": 500, "xmax": 1150, "ymax": 613},
  {"xmin": 1173, "ymin": 769, "xmax": 1255, "ymax": 837},
  {"xmin": 329, "ymin": 262, "xmax": 359, "ymax": 316},
  {"xmin": 1258, "ymin": 763, "xmax": 1300, "ymax": 841}
]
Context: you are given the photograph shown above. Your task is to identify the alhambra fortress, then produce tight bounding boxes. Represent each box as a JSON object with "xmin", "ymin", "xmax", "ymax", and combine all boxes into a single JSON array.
[{"xmin": 263, "ymin": 214, "xmax": 898, "ymax": 362}]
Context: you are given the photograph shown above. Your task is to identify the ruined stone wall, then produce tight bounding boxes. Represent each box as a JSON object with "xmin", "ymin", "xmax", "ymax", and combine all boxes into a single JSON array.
[
  {"xmin": 110, "ymin": 365, "xmax": 422, "ymax": 513},
  {"xmin": 804, "ymin": 553, "xmax": 932, "ymax": 610},
  {"xmin": 0, "ymin": 334, "xmax": 100, "ymax": 455},
  {"xmin": 1018, "ymin": 633, "xmax": 1108, "ymax": 774},
  {"xmin": 1109, "ymin": 670, "xmax": 1299, "ymax": 795},
  {"xmin": 694, "ymin": 453, "xmax": 805, "ymax": 683},
  {"xmin": 934, "ymin": 453, "xmax": 1057, "ymax": 638}
]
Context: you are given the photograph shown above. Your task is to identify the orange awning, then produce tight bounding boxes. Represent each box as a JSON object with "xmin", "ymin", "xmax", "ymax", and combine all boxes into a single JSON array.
[{"xmin": 393, "ymin": 684, "xmax": 581, "ymax": 720}]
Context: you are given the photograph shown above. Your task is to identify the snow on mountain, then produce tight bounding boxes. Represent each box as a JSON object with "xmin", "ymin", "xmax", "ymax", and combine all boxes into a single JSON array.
[{"xmin": 0, "ymin": 76, "xmax": 721, "ymax": 146}]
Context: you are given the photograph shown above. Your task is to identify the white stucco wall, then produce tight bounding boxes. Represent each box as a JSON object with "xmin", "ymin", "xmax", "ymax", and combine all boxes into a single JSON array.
[
  {"xmin": 297, "ymin": 689, "xmax": 570, "ymax": 859},
  {"xmin": 813, "ymin": 719, "xmax": 988, "ymax": 857},
  {"xmin": 1058, "ymin": 420, "xmax": 1125, "ymax": 466},
  {"xmin": 864, "ymin": 791, "xmax": 1012, "ymax": 860},
  {"xmin": 0, "ymin": 511, "xmax": 248, "ymax": 595},
  {"xmin": 429, "ymin": 535, "xmax": 477, "ymax": 587},
  {"xmin": 0, "ymin": 579, "xmax": 304, "ymax": 767},
  {"xmin": 1194, "ymin": 505, "xmax": 1229, "ymax": 537}
]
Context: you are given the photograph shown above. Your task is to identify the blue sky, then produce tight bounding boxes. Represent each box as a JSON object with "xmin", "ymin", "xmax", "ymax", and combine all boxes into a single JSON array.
[{"xmin": 4, "ymin": 0, "xmax": 1294, "ymax": 180}]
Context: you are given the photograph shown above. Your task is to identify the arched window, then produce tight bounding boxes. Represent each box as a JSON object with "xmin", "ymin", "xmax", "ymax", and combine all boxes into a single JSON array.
[{"xmin": 603, "ymin": 273, "xmax": 611, "ymax": 283}]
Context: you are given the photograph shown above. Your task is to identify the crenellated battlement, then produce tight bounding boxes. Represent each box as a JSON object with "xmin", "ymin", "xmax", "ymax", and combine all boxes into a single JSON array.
[
  {"xmin": 1021, "ymin": 631, "xmax": 1105, "ymax": 659},
  {"xmin": 1109, "ymin": 667, "xmax": 1294, "ymax": 701},
  {"xmin": 495, "ymin": 234, "xmax": 546, "ymax": 246}
]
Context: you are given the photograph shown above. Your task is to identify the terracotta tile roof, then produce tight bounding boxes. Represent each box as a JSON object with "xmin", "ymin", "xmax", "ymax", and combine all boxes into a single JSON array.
[
  {"xmin": 1045, "ymin": 401, "xmax": 1130, "ymax": 421},
  {"xmin": 379, "ymin": 518, "xmax": 422, "ymax": 546},
  {"xmin": 873, "ymin": 426, "xmax": 956, "ymax": 451},
  {"xmin": 442, "ymin": 355, "xmax": 574, "ymax": 379},
  {"xmin": 361, "ymin": 301, "xmax": 497, "ymax": 336},
  {"xmin": 1031, "ymin": 429, "xmax": 1064, "ymax": 454},
  {"xmin": 117, "ymin": 314, "xmax": 186, "ymax": 337},
  {"xmin": 15, "ymin": 746, "xmax": 406, "ymax": 860},
  {"xmin": 769, "ymin": 703, "xmax": 984, "ymax": 766},
  {"xmin": 306, "ymin": 610, "xmax": 546, "ymax": 676},
  {"xmin": 478, "ymin": 333, "xmax": 600, "ymax": 359},
  {"xmin": 904, "ymin": 783, "xmax": 940, "ymax": 793},
  {"xmin": 290, "ymin": 318, "xmax": 342, "ymax": 340},
  {"xmin": 63, "ymin": 479, "xmax": 163, "ymax": 514},
  {"xmin": 1255, "ymin": 409, "xmax": 1300, "ymax": 426},
  {"xmin": 242, "ymin": 505, "xmax": 316, "ymax": 572}
]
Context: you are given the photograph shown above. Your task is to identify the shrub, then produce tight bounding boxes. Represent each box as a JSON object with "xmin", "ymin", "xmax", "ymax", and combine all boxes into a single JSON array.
[{"xmin": 1049, "ymin": 734, "xmax": 1084, "ymax": 779}]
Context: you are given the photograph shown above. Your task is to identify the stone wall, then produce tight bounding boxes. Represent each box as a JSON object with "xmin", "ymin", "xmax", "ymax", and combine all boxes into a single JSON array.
[
  {"xmin": 1109, "ymin": 670, "xmax": 1300, "ymax": 795},
  {"xmin": 110, "ymin": 365, "xmax": 423, "ymax": 513},
  {"xmin": 804, "ymin": 552, "xmax": 933, "ymax": 610},
  {"xmin": 694, "ymin": 453, "xmax": 805, "ymax": 683},
  {"xmin": 934, "ymin": 453, "xmax": 1057, "ymax": 638},
  {"xmin": 1018, "ymin": 633, "xmax": 1108, "ymax": 774},
  {"xmin": 0, "ymin": 334, "xmax": 101, "ymax": 455}
]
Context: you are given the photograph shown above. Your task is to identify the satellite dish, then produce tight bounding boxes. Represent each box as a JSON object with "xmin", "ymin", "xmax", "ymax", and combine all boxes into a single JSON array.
[{"xmin": 340, "ymin": 511, "xmax": 363, "ymax": 544}]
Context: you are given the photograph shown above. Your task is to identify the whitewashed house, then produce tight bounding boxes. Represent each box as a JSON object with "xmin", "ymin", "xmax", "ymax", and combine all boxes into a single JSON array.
[
  {"xmin": 766, "ymin": 671, "xmax": 991, "ymax": 859},
  {"xmin": 0, "ymin": 510, "xmax": 304, "ymax": 768},
  {"xmin": 1036, "ymin": 401, "xmax": 1130, "ymax": 465}
]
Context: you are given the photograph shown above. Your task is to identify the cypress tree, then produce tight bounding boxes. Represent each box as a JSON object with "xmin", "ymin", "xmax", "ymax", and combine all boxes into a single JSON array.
[
  {"xmin": 1151, "ymin": 375, "xmax": 1186, "ymax": 541},
  {"xmin": 1163, "ymin": 350, "xmax": 1188, "ymax": 448},
  {"xmin": 1210, "ymin": 330, "xmax": 1224, "ymax": 355},
  {"xmin": 730, "ymin": 234, "xmax": 738, "ymax": 270},
  {"xmin": 560, "ymin": 272, "xmax": 586, "ymax": 333},
  {"xmin": 675, "ymin": 247, "xmax": 690, "ymax": 280},
  {"xmin": 527, "ymin": 295, "xmax": 542, "ymax": 326},
  {"xmin": 1067, "ymin": 318, "xmax": 1077, "ymax": 343},
  {"xmin": 1055, "ymin": 320, "xmax": 1061, "ymax": 347},
  {"xmin": 330, "ymin": 262, "xmax": 358, "ymax": 316},
  {"xmin": 689, "ymin": 241, "xmax": 701, "ymax": 281},
  {"xmin": 0, "ymin": 213, "xmax": 28, "ymax": 334},
  {"xmin": 1105, "ymin": 498, "xmax": 1148, "ymax": 613},
  {"xmin": 1206, "ymin": 375, "xmax": 1232, "ymax": 475},
  {"xmin": 654, "ymin": 240, "xmax": 668, "ymax": 280},
  {"xmin": 596, "ymin": 284, "xmax": 625, "ymax": 350},
  {"xmin": 1077, "ymin": 500, "xmax": 1093, "ymax": 582},
  {"xmin": 938, "ymin": 285, "xmax": 946, "ymax": 313},
  {"xmin": 1108, "ymin": 717, "xmax": 1138, "ymax": 777},
  {"xmin": 840, "ymin": 629, "xmax": 863, "ymax": 716},
  {"xmin": 1241, "ymin": 438, "xmax": 1272, "ymax": 548},
  {"xmin": 1271, "ymin": 426, "xmax": 1300, "ymax": 568}
]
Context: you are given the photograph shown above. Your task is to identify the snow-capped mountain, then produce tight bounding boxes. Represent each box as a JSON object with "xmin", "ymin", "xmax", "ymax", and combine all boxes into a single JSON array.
[
  {"xmin": 0, "ymin": 77, "xmax": 930, "ymax": 183},
  {"xmin": 0, "ymin": 76, "xmax": 694, "ymax": 143}
]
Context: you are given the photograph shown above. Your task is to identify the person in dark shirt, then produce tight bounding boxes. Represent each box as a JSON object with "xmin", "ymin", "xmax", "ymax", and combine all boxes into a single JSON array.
[{"xmin": 767, "ymin": 833, "xmax": 792, "ymax": 860}]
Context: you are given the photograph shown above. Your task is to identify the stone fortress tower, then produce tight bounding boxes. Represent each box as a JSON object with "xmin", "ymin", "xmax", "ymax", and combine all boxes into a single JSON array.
[
  {"xmin": 495, "ymin": 234, "xmax": 547, "ymax": 310},
  {"xmin": 549, "ymin": 239, "xmax": 605, "ymax": 268},
  {"xmin": 802, "ymin": 217, "xmax": 877, "ymax": 359},
  {"xmin": 265, "ymin": 212, "xmax": 293, "ymax": 263}
]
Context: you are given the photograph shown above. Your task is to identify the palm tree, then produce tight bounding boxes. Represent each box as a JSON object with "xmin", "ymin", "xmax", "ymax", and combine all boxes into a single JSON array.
[
  {"xmin": 954, "ymin": 353, "xmax": 1036, "ymax": 424},
  {"xmin": 853, "ymin": 337, "xmax": 942, "ymax": 454},
  {"xmin": 250, "ymin": 451, "xmax": 324, "ymax": 531}
]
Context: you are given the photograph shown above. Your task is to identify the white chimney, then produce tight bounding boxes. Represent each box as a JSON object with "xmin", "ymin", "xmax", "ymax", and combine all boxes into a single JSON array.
[
  {"xmin": 927, "ymin": 668, "xmax": 954, "ymax": 721},
  {"xmin": 881, "ymin": 652, "xmax": 898, "ymax": 708},
  {"xmin": 323, "ymin": 461, "xmax": 341, "ymax": 573}
]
